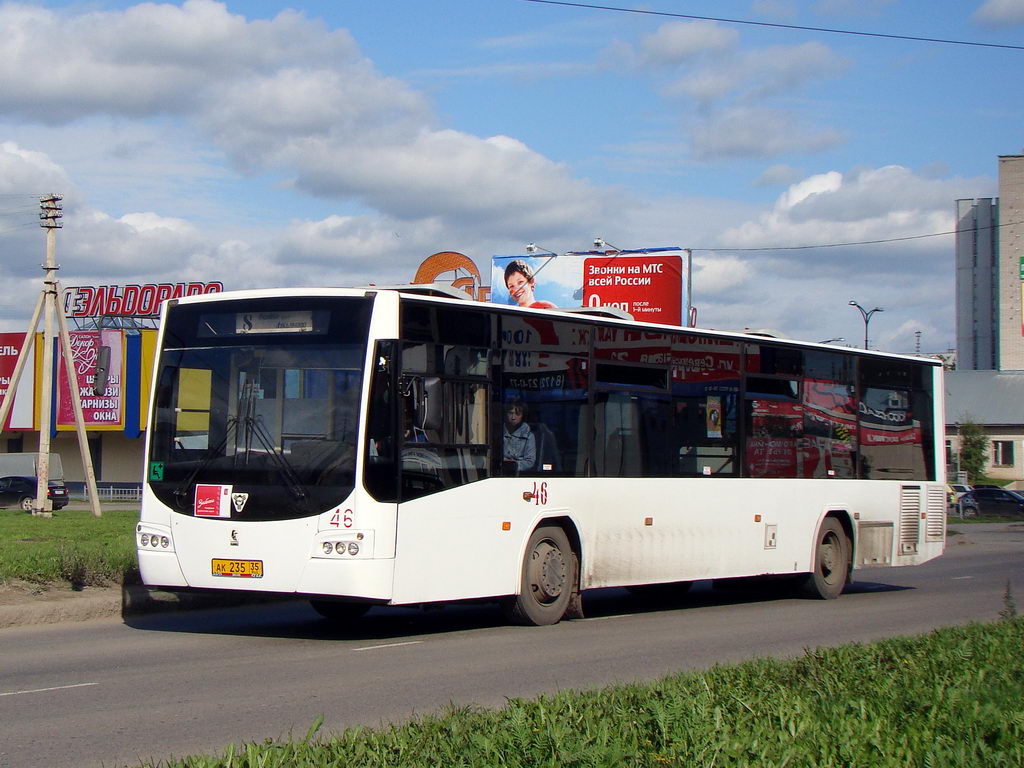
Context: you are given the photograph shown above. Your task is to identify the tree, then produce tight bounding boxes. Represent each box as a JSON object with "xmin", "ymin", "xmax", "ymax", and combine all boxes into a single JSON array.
[{"xmin": 957, "ymin": 419, "xmax": 988, "ymax": 485}]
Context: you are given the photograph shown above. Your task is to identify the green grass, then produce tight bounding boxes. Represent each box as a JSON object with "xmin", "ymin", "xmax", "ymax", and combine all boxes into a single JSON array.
[
  {"xmin": 0, "ymin": 506, "xmax": 138, "ymax": 587},
  {"xmin": 136, "ymin": 617, "xmax": 1023, "ymax": 768}
]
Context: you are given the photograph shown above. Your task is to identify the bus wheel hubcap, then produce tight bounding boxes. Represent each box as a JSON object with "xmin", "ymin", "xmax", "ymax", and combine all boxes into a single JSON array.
[
  {"xmin": 820, "ymin": 533, "xmax": 838, "ymax": 579},
  {"xmin": 530, "ymin": 542, "xmax": 566, "ymax": 602}
]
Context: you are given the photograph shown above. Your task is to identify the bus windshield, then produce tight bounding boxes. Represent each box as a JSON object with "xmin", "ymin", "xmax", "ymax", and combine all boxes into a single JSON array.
[{"xmin": 148, "ymin": 296, "xmax": 373, "ymax": 520}]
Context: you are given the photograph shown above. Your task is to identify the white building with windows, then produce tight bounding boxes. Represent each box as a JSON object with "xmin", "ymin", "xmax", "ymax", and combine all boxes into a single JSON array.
[{"xmin": 945, "ymin": 369, "xmax": 1024, "ymax": 487}]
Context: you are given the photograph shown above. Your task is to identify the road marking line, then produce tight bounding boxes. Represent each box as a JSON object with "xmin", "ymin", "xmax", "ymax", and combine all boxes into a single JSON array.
[
  {"xmin": 353, "ymin": 641, "xmax": 423, "ymax": 652},
  {"xmin": 581, "ymin": 614, "xmax": 630, "ymax": 621},
  {"xmin": 0, "ymin": 682, "xmax": 98, "ymax": 698},
  {"xmin": 951, "ymin": 576, "xmax": 975, "ymax": 580}
]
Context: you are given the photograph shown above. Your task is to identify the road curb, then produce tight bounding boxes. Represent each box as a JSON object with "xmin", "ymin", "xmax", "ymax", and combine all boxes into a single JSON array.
[{"xmin": 0, "ymin": 584, "xmax": 296, "ymax": 629}]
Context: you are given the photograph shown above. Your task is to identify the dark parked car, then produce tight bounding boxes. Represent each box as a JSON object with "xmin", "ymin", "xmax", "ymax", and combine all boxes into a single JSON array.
[
  {"xmin": 959, "ymin": 487, "xmax": 1024, "ymax": 517},
  {"xmin": 0, "ymin": 475, "xmax": 69, "ymax": 511}
]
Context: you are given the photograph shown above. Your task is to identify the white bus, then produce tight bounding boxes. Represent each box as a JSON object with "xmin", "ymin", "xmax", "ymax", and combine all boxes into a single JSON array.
[{"xmin": 137, "ymin": 285, "xmax": 946, "ymax": 625}]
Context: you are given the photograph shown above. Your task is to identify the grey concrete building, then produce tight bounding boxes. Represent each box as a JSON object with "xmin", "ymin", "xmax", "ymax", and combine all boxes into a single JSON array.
[{"xmin": 955, "ymin": 154, "xmax": 1024, "ymax": 370}]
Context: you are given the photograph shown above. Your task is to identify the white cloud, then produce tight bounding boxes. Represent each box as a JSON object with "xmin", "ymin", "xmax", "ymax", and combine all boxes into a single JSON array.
[
  {"xmin": 972, "ymin": 0, "xmax": 1024, "ymax": 25},
  {"xmin": 637, "ymin": 22, "xmax": 739, "ymax": 67},
  {"xmin": 665, "ymin": 42, "xmax": 848, "ymax": 106},
  {"xmin": 720, "ymin": 166, "xmax": 960, "ymax": 252},
  {"xmin": 0, "ymin": 1, "xmax": 621, "ymax": 237},
  {"xmin": 0, "ymin": 1, "xmax": 361, "ymax": 122},
  {"xmin": 691, "ymin": 107, "xmax": 845, "ymax": 160},
  {"xmin": 285, "ymin": 130, "xmax": 615, "ymax": 234},
  {"xmin": 755, "ymin": 164, "xmax": 806, "ymax": 186},
  {"xmin": 684, "ymin": 164, "xmax": 992, "ymax": 349},
  {"xmin": 0, "ymin": 141, "xmax": 71, "ymax": 193}
]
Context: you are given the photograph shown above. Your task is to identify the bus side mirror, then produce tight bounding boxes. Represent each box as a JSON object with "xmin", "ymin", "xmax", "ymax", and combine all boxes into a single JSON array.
[
  {"xmin": 93, "ymin": 346, "xmax": 111, "ymax": 396},
  {"xmin": 401, "ymin": 375, "xmax": 443, "ymax": 434}
]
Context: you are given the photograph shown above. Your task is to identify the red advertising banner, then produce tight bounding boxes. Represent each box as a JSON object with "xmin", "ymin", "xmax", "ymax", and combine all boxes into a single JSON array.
[
  {"xmin": 0, "ymin": 333, "xmax": 34, "ymax": 430},
  {"xmin": 56, "ymin": 330, "xmax": 124, "ymax": 430},
  {"xmin": 583, "ymin": 255, "xmax": 682, "ymax": 325}
]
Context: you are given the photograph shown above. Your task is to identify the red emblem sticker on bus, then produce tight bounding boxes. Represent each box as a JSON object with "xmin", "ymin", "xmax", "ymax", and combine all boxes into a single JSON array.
[{"xmin": 195, "ymin": 484, "xmax": 232, "ymax": 518}]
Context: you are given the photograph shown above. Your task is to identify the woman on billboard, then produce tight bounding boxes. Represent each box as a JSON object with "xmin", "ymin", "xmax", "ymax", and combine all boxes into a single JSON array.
[{"xmin": 504, "ymin": 259, "xmax": 556, "ymax": 309}]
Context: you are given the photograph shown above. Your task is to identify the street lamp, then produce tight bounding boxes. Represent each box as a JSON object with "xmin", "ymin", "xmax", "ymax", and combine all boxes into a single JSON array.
[{"xmin": 848, "ymin": 301, "xmax": 883, "ymax": 349}]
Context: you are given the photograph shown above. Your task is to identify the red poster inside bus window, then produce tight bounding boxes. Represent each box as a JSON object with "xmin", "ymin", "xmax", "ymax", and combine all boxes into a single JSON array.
[{"xmin": 194, "ymin": 484, "xmax": 232, "ymax": 518}]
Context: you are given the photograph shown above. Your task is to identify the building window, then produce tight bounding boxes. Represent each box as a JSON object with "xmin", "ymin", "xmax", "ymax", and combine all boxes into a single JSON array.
[{"xmin": 991, "ymin": 440, "xmax": 1014, "ymax": 467}]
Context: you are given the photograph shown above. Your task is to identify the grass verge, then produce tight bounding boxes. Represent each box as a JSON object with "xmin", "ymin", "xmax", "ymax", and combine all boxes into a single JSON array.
[
  {"xmin": 0, "ymin": 506, "xmax": 138, "ymax": 587},
  {"xmin": 139, "ymin": 617, "xmax": 1023, "ymax": 768}
]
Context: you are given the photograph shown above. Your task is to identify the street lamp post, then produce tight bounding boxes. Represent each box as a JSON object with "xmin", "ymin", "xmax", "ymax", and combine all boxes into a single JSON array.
[{"xmin": 848, "ymin": 301, "xmax": 883, "ymax": 349}]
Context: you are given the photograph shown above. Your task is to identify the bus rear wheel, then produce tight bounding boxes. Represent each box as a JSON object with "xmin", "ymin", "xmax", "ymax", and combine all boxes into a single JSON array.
[
  {"xmin": 309, "ymin": 599, "xmax": 371, "ymax": 622},
  {"xmin": 798, "ymin": 517, "xmax": 849, "ymax": 600},
  {"xmin": 504, "ymin": 525, "xmax": 575, "ymax": 626}
]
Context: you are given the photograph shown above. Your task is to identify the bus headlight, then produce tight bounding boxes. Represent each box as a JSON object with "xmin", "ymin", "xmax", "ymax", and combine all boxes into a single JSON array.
[
  {"xmin": 322, "ymin": 542, "xmax": 334, "ymax": 555},
  {"xmin": 347, "ymin": 542, "xmax": 360, "ymax": 556},
  {"xmin": 137, "ymin": 527, "xmax": 173, "ymax": 552}
]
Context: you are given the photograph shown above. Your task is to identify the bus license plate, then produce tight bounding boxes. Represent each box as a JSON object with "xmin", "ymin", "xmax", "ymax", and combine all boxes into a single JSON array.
[{"xmin": 211, "ymin": 559, "xmax": 263, "ymax": 578}]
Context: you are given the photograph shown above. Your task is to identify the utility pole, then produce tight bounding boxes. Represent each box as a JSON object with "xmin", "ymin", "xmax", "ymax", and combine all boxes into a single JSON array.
[{"xmin": 0, "ymin": 195, "xmax": 102, "ymax": 517}]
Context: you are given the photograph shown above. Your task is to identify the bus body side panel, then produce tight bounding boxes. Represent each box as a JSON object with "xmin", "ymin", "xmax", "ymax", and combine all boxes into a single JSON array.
[
  {"xmin": 391, "ymin": 480, "xmax": 530, "ymax": 604},
  {"xmin": 389, "ymin": 475, "xmax": 945, "ymax": 604}
]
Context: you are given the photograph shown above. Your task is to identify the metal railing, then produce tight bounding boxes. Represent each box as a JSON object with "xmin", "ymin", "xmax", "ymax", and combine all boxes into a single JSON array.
[{"xmin": 80, "ymin": 486, "xmax": 143, "ymax": 502}]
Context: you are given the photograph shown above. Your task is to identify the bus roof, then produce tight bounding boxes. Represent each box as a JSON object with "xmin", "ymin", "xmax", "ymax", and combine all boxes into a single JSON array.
[{"xmin": 164, "ymin": 284, "xmax": 942, "ymax": 367}]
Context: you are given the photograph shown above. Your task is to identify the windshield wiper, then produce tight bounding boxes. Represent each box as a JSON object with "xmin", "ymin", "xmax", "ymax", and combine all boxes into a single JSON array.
[
  {"xmin": 172, "ymin": 418, "xmax": 239, "ymax": 508},
  {"xmin": 172, "ymin": 379, "xmax": 310, "ymax": 509}
]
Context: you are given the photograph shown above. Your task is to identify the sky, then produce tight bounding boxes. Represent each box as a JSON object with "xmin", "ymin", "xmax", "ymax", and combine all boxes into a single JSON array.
[{"xmin": 0, "ymin": 0, "xmax": 1021, "ymax": 353}]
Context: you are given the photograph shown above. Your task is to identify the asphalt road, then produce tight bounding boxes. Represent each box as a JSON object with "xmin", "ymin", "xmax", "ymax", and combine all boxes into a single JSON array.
[{"xmin": 1, "ymin": 523, "xmax": 1022, "ymax": 768}]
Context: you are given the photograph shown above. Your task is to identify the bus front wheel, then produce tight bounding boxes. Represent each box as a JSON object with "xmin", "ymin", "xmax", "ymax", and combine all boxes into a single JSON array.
[
  {"xmin": 798, "ymin": 517, "xmax": 850, "ymax": 600},
  {"xmin": 504, "ymin": 525, "xmax": 575, "ymax": 626}
]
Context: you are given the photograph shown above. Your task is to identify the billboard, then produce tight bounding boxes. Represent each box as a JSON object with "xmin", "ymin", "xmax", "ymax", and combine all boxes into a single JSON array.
[
  {"xmin": 56, "ymin": 330, "xmax": 125, "ymax": 430},
  {"xmin": 491, "ymin": 251, "xmax": 685, "ymax": 325},
  {"xmin": 0, "ymin": 333, "xmax": 35, "ymax": 430}
]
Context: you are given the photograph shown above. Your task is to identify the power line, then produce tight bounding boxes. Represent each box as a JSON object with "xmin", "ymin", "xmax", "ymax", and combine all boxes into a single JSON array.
[
  {"xmin": 519, "ymin": 0, "xmax": 1024, "ymax": 51},
  {"xmin": 692, "ymin": 219, "xmax": 1023, "ymax": 253}
]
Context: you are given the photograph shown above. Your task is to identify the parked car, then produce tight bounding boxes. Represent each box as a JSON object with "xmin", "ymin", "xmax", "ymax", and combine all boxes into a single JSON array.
[
  {"xmin": 0, "ymin": 475, "xmax": 69, "ymax": 511},
  {"xmin": 947, "ymin": 483, "xmax": 972, "ymax": 500},
  {"xmin": 959, "ymin": 487, "xmax": 1024, "ymax": 517}
]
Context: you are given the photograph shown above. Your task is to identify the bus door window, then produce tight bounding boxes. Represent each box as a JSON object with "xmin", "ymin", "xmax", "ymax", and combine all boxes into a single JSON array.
[
  {"xmin": 499, "ymin": 315, "xmax": 590, "ymax": 477},
  {"xmin": 671, "ymin": 334, "xmax": 741, "ymax": 477},
  {"xmin": 591, "ymin": 364, "xmax": 671, "ymax": 478},
  {"xmin": 745, "ymin": 376, "xmax": 802, "ymax": 478},
  {"xmin": 858, "ymin": 358, "xmax": 931, "ymax": 481},
  {"xmin": 591, "ymin": 328, "xmax": 672, "ymax": 478},
  {"xmin": 397, "ymin": 303, "xmax": 494, "ymax": 499},
  {"xmin": 803, "ymin": 350, "xmax": 858, "ymax": 479}
]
